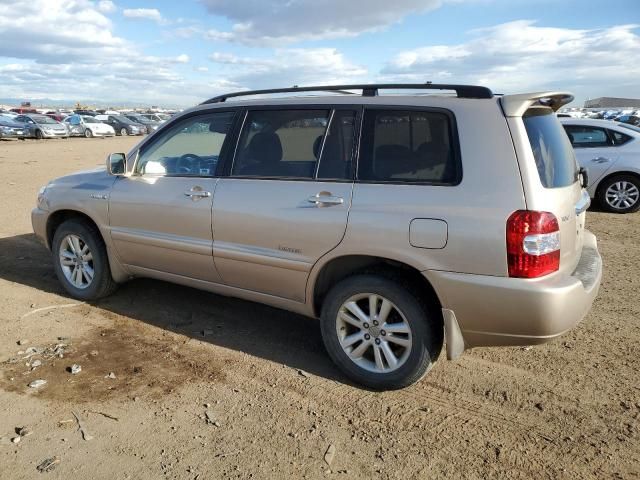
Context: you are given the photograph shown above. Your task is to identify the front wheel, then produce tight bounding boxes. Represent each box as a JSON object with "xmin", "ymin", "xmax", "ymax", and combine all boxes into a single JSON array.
[
  {"xmin": 597, "ymin": 174, "xmax": 640, "ymax": 213},
  {"xmin": 51, "ymin": 219, "xmax": 117, "ymax": 300},
  {"xmin": 320, "ymin": 274, "xmax": 442, "ymax": 390},
  {"xmin": 120, "ymin": 128, "xmax": 128, "ymax": 136},
  {"xmin": 84, "ymin": 128, "xmax": 93, "ymax": 138},
  {"xmin": 35, "ymin": 129, "xmax": 43, "ymax": 140}
]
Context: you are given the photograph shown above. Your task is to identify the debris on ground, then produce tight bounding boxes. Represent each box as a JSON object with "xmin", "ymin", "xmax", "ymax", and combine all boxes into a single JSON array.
[
  {"xmin": 72, "ymin": 411, "xmax": 93, "ymax": 441},
  {"xmin": 17, "ymin": 426, "xmax": 33, "ymax": 437},
  {"xmin": 324, "ymin": 444, "xmax": 336, "ymax": 466},
  {"xmin": 89, "ymin": 411, "xmax": 119, "ymax": 421},
  {"xmin": 30, "ymin": 359, "xmax": 42, "ymax": 368},
  {"xmin": 68, "ymin": 364, "xmax": 82, "ymax": 375},
  {"xmin": 11, "ymin": 436, "xmax": 20, "ymax": 444},
  {"xmin": 28, "ymin": 379, "xmax": 47, "ymax": 388},
  {"xmin": 17, "ymin": 339, "xmax": 28, "ymax": 346},
  {"xmin": 205, "ymin": 410, "xmax": 220, "ymax": 427},
  {"xmin": 105, "ymin": 372, "xmax": 116, "ymax": 379},
  {"xmin": 36, "ymin": 456, "xmax": 60, "ymax": 473},
  {"xmin": 297, "ymin": 369, "xmax": 310, "ymax": 378}
]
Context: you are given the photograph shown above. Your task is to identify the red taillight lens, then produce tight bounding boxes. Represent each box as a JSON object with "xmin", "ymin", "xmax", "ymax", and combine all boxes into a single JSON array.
[{"xmin": 506, "ymin": 210, "xmax": 560, "ymax": 278}]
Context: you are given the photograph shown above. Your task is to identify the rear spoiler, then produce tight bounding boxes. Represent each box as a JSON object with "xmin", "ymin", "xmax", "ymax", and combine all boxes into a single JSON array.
[{"xmin": 500, "ymin": 91, "xmax": 574, "ymax": 117}]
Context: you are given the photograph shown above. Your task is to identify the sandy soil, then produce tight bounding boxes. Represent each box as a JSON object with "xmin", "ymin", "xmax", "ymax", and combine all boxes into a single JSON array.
[{"xmin": 0, "ymin": 137, "xmax": 638, "ymax": 479}]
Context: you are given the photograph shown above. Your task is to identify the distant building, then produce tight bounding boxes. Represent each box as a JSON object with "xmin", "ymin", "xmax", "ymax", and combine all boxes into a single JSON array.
[{"xmin": 584, "ymin": 97, "xmax": 640, "ymax": 108}]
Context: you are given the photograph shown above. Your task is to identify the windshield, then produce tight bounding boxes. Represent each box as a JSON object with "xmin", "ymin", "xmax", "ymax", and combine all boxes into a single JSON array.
[
  {"xmin": 523, "ymin": 107, "xmax": 578, "ymax": 188},
  {"xmin": 32, "ymin": 115, "xmax": 58, "ymax": 124},
  {"xmin": 618, "ymin": 123, "xmax": 640, "ymax": 133}
]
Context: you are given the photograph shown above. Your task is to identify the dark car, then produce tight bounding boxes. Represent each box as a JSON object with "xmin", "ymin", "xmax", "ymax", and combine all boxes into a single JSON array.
[
  {"xmin": 123, "ymin": 113, "xmax": 161, "ymax": 132},
  {"xmin": 74, "ymin": 109, "xmax": 97, "ymax": 117},
  {"xmin": 615, "ymin": 115, "xmax": 640, "ymax": 126},
  {"xmin": 95, "ymin": 114, "xmax": 145, "ymax": 135},
  {"xmin": 0, "ymin": 116, "xmax": 27, "ymax": 140}
]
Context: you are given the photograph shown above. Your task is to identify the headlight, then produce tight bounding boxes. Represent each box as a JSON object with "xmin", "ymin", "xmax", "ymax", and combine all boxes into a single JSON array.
[{"xmin": 37, "ymin": 185, "xmax": 49, "ymax": 210}]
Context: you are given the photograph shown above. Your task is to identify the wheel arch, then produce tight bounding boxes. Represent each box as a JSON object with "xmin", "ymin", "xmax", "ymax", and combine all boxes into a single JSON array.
[
  {"xmin": 595, "ymin": 170, "xmax": 640, "ymax": 195},
  {"xmin": 309, "ymin": 254, "xmax": 443, "ymax": 319},
  {"xmin": 46, "ymin": 209, "xmax": 129, "ymax": 282}
]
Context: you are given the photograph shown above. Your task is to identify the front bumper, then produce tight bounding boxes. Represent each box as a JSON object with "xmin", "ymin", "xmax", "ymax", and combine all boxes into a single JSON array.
[
  {"xmin": 0, "ymin": 129, "xmax": 26, "ymax": 139},
  {"xmin": 42, "ymin": 130, "xmax": 68, "ymax": 138},
  {"xmin": 425, "ymin": 230, "xmax": 602, "ymax": 348},
  {"xmin": 31, "ymin": 207, "xmax": 49, "ymax": 249}
]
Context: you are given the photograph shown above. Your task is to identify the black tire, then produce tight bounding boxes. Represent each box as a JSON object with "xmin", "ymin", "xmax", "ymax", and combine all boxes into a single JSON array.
[
  {"xmin": 596, "ymin": 174, "xmax": 640, "ymax": 214},
  {"xmin": 84, "ymin": 128, "xmax": 93, "ymax": 138},
  {"xmin": 51, "ymin": 219, "xmax": 118, "ymax": 300},
  {"xmin": 35, "ymin": 129, "xmax": 43, "ymax": 140},
  {"xmin": 120, "ymin": 128, "xmax": 128, "ymax": 136},
  {"xmin": 320, "ymin": 274, "xmax": 442, "ymax": 390}
]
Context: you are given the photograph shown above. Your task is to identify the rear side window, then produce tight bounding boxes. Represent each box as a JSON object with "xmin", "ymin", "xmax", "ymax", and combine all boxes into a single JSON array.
[
  {"xmin": 609, "ymin": 129, "xmax": 632, "ymax": 146},
  {"xmin": 358, "ymin": 109, "xmax": 459, "ymax": 184},
  {"xmin": 232, "ymin": 110, "xmax": 330, "ymax": 179},
  {"xmin": 562, "ymin": 125, "xmax": 610, "ymax": 148},
  {"xmin": 523, "ymin": 108, "xmax": 578, "ymax": 188}
]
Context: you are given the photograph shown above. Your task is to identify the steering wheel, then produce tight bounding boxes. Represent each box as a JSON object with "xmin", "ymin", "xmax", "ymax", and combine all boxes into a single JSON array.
[{"xmin": 176, "ymin": 153, "xmax": 202, "ymax": 174}]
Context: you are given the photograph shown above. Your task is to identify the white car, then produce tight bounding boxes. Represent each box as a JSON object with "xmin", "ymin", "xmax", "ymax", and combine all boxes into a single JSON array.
[
  {"xmin": 64, "ymin": 115, "xmax": 115, "ymax": 138},
  {"xmin": 560, "ymin": 118, "xmax": 640, "ymax": 213}
]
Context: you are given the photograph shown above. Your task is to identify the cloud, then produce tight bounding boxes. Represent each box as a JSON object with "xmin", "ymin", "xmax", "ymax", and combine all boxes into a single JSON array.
[
  {"xmin": 174, "ymin": 54, "xmax": 190, "ymax": 64},
  {"xmin": 199, "ymin": 0, "xmax": 445, "ymax": 45},
  {"xmin": 122, "ymin": 8, "xmax": 164, "ymax": 24},
  {"xmin": 381, "ymin": 21, "xmax": 640, "ymax": 98},
  {"xmin": 208, "ymin": 49, "xmax": 368, "ymax": 88},
  {"xmin": 97, "ymin": 0, "xmax": 116, "ymax": 13}
]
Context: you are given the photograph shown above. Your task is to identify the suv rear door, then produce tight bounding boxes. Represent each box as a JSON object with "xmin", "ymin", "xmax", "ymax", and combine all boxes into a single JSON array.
[
  {"xmin": 503, "ymin": 98, "xmax": 586, "ymax": 275},
  {"xmin": 211, "ymin": 106, "xmax": 358, "ymax": 302}
]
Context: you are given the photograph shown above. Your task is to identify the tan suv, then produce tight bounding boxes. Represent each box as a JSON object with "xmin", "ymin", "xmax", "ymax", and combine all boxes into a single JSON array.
[{"xmin": 32, "ymin": 84, "xmax": 602, "ymax": 389}]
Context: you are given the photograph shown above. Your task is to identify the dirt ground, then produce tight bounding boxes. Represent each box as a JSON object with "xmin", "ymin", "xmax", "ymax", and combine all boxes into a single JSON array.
[{"xmin": 0, "ymin": 137, "xmax": 638, "ymax": 479}]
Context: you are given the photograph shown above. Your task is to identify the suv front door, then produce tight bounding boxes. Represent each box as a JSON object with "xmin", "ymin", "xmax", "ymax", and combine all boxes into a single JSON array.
[
  {"xmin": 212, "ymin": 107, "xmax": 358, "ymax": 302},
  {"xmin": 108, "ymin": 111, "xmax": 236, "ymax": 282}
]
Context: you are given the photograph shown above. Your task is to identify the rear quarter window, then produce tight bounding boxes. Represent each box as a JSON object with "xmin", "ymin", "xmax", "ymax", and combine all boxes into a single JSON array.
[{"xmin": 523, "ymin": 108, "xmax": 578, "ymax": 188}]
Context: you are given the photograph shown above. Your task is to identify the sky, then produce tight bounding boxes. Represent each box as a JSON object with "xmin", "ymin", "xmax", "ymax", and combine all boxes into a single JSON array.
[{"xmin": 0, "ymin": 0, "xmax": 638, "ymax": 107}]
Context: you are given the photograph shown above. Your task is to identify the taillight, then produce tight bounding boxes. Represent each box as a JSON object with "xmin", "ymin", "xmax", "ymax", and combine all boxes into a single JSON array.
[{"xmin": 506, "ymin": 210, "xmax": 560, "ymax": 278}]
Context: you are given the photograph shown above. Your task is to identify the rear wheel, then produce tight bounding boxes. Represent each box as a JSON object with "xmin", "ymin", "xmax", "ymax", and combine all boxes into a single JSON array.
[
  {"xmin": 320, "ymin": 274, "xmax": 442, "ymax": 390},
  {"xmin": 84, "ymin": 128, "xmax": 93, "ymax": 138},
  {"xmin": 120, "ymin": 128, "xmax": 128, "ymax": 136},
  {"xmin": 51, "ymin": 219, "xmax": 118, "ymax": 300},
  {"xmin": 597, "ymin": 174, "xmax": 640, "ymax": 213},
  {"xmin": 35, "ymin": 129, "xmax": 43, "ymax": 140}
]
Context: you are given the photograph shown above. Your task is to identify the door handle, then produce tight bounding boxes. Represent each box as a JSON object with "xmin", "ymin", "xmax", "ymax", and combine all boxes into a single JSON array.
[
  {"xmin": 591, "ymin": 157, "xmax": 610, "ymax": 163},
  {"xmin": 307, "ymin": 193, "xmax": 344, "ymax": 206},
  {"xmin": 184, "ymin": 188, "xmax": 211, "ymax": 199}
]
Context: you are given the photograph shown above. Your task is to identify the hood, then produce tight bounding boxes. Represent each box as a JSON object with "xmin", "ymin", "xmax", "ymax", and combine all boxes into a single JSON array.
[{"xmin": 49, "ymin": 166, "xmax": 113, "ymax": 189}]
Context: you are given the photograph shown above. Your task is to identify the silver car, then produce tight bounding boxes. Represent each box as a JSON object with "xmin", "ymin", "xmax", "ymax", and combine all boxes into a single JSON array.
[
  {"xmin": 560, "ymin": 118, "xmax": 640, "ymax": 213},
  {"xmin": 31, "ymin": 84, "xmax": 602, "ymax": 389},
  {"xmin": 13, "ymin": 114, "xmax": 69, "ymax": 139}
]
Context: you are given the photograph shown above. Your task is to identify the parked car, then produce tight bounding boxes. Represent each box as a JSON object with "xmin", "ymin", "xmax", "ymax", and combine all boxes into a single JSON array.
[
  {"xmin": 141, "ymin": 113, "xmax": 166, "ymax": 122},
  {"xmin": 73, "ymin": 109, "xmax": 97, "ymax": 117},
  {"xmin": 122, "ymin": 113, "xmax": 161, "ymax": 132},
  {"xmin": 63, "ymin": 115, "xmax": 115, "ymax": 138},
  {"xmin": 13, "ymin": 114, "xmax": 69, "ymax": 139},
  {"xmin": 614, "ymin": 114, "xmax": 640, "ymax": 126},
  {"xmin": 94, "ymin": 114, "xmax": 145, "ymax": 135},
  {"xmin": 32, "ymin": 84, "xmax": 602, "ymax": 390},
  {"xmin": 45, "ymin": 111, "xmax": 67, "ymax": 122},
  {"xmin": 0, "ymin": 116, "xmax": 27, "ymax": 140},
  {"xmin": 561, "ymin": 118, "xmax": 640, "ymax": 213}
]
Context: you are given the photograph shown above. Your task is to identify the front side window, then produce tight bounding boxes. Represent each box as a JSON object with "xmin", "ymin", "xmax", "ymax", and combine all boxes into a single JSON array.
[
  {"xmin": 232, "ymin": 110, "xmax": 330, "ymax": 179},
  {"xmin": 135, "ymin": 111, "xmax": 235, "ymax": 176},
  {"xmin": 562, "ymin": 125, "xmax": 610, "ymax": 148},
  {"xmin": 358, "ymin": 109, "xmax": 459, "ymax": 184}
]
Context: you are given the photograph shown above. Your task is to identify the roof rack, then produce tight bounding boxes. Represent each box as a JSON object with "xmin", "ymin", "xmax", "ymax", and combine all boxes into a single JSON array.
[{"xmin": 201, "ymin": 83, "xmax": 493, "ymax": 104}]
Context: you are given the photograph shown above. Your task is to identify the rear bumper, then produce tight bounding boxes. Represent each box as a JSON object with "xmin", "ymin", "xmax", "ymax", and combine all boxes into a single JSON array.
[{"xmin": 425, "ymin": 230, "xmax": 602, "ymax": 348}]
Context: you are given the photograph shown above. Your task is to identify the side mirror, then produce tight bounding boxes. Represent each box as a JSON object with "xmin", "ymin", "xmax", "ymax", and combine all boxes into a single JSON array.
[{"xmin": 107, "ymin": 153, "xmax": 126, "ymax": 176}]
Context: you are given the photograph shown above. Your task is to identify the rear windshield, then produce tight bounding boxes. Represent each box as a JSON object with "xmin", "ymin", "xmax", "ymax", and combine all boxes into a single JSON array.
[{"xmin": 523, "ymin": 108, "xmax": 578, "ymax": 188}]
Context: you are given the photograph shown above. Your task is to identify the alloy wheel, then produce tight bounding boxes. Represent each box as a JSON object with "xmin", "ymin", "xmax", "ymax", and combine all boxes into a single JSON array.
[
  {"xmin": 605, "ymin": 181, "xmax": 639, "ymax": 210},
  {"xmin": 58, "ymin": 234, "xmax": 94, "ymax": 289},
  {"xmin": 336, "ymin": 293, "xmax": 412, "ymax": 373}
]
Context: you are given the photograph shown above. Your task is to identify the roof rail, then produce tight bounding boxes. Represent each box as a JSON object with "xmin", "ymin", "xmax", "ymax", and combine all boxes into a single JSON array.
[{"xmin": 201, "ymin": 83, "xmax": 493, "ymax": 104}]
